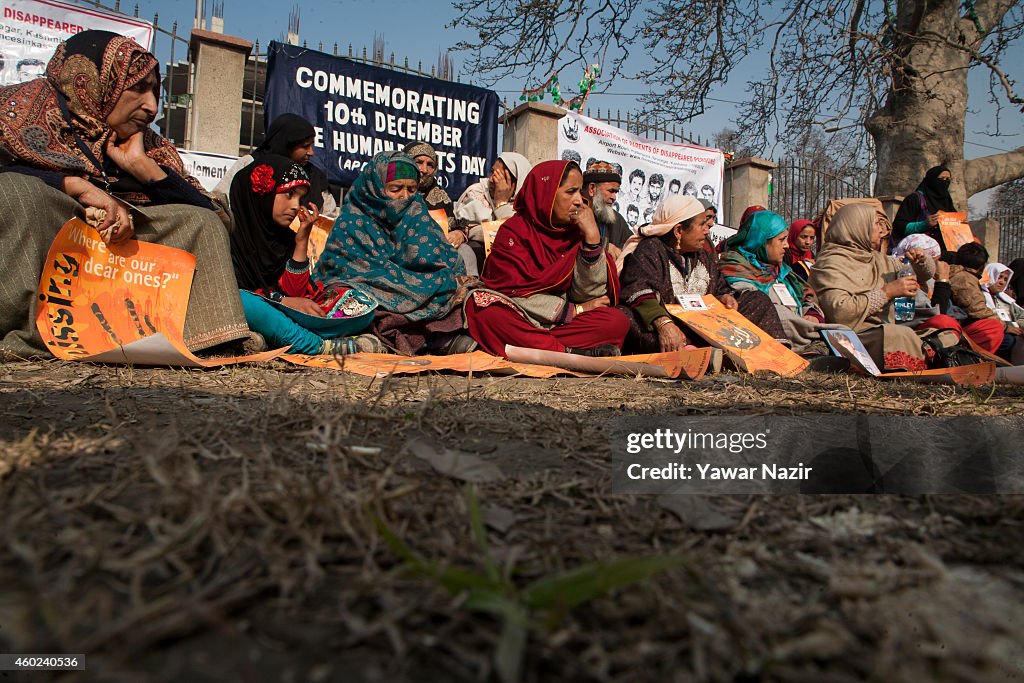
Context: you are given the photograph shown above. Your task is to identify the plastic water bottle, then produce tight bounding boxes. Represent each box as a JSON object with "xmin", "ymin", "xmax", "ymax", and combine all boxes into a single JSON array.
[{"xmin": 894, "ymin": 259, "xmax": 916, "ymax": 322}]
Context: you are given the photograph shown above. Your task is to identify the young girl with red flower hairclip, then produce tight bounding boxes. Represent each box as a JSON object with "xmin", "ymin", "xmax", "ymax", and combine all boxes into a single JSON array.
[{"xmin": 228, "ymin": 154, "xmax": 382, "ymax": 355}]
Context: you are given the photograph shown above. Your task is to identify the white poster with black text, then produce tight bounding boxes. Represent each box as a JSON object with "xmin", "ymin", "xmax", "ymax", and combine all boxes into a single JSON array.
[
  {"xmin": 0, "ymin": 0, "xmax": 153, "ymax": 86},
  {"xmin": 557, "ymin": 112, "xmax": 724, "ymax": 233},
  {"xmin": 177, "ymin": 149, "xmax": 239, "ymax": 193}
]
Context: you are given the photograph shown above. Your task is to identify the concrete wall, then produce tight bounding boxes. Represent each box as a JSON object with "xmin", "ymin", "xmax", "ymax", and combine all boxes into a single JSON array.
[
  {"xmin": 722, "ymin": 158, "xmax": 776, "ymax": 228},
  {"xmin": 500, "ymin": 102, "xmax": 566, "ymax": 168},
  {"xmin": 188, "ymin": 29, "xmax": 252, "ymax": 156}
]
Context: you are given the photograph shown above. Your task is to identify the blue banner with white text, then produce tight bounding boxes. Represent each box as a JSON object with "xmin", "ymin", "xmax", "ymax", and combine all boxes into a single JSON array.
[{"xmin": 264, "ymin": 42, "xmax": 499, "ymax": 198}]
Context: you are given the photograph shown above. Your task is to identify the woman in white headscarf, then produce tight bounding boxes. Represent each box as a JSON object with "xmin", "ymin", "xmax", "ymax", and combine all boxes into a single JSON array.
[
  {"xmin": 618, "ymin": 195, "xmax": 784, "ymax": 352},
  {"xmin": 451, "ymin": 152, "xmax": 533, "ymax": 276},
  {"xmin": 983, "ymin": 263, "xmax": 1024, "ymax": 329}
]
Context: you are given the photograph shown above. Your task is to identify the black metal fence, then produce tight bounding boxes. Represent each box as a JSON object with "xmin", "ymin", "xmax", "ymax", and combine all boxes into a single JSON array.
[
  {"xmin": 987, "ymin": 209, "xmax": 1024, "ymax": 263},
  {"xmin": 768, "ymin": 162, "xmax": 871, "ymax": 223}
]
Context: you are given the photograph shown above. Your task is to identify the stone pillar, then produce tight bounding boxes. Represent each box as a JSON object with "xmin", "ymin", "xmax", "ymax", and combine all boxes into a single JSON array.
[
  {"xmin": 499, "ymin": 102, "xmax": 565, "ymax": 167},
  {"xmin": 876, "ymin": 195, "xmax": 904, "ymax": 225},
  {"xmin": 722, "ymin": 157, "xmax": 776, "ymax": 228},
  {"xmin": 970, "ymin": 217, "xmax": 1000, "ymax": 261},
  {"xmin": 187, "ymin": 29, "xmax": 252, "ymax": 155}
]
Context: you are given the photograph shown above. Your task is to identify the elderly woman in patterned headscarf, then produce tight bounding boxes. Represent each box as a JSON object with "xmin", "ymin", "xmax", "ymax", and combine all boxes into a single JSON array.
[
  {"xmin": 0, "ymin": 30, "xmax": 247, "ymax": 357},
  {"xmin": 404, "ymin": 141, "xmax": 453, "ymax": 216},
  {"xmin": 314, "ymin": 151, "xmax": 473, "ymax": 355}
]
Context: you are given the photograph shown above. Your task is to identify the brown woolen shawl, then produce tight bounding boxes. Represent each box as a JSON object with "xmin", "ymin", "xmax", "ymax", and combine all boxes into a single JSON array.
[{"xmin": 809, "ymin": 202, "xmax": 897, "ymax": 331}]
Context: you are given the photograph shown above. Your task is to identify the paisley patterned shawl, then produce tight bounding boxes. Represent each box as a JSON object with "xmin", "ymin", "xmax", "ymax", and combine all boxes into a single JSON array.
[
  {"xmin": 0, "ymin": 30, "xmax": 199, "ymax": 201},
  {"xmin": 313, "ymin": 151, "xmax": 464, "ymax": 322}
]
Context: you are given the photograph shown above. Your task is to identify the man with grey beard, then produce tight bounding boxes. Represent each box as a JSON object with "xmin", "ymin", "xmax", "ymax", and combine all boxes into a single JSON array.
[{"xmin": 582, "ymin": 161, "xmax": 632, "ymax": 260}]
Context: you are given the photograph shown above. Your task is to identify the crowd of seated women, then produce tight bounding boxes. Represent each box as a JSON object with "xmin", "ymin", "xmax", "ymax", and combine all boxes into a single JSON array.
[{"xmin": 1, "ymin": 32, "xmax": 1019, "ymax": 374}]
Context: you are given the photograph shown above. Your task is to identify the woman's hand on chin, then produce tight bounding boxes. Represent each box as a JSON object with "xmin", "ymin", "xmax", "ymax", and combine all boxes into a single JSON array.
[
  {"xmin": 106, "ymin": 132, "xmax": 166, "ymax": 183},
  {"xmin": 570, "ymin": 205, "xmax": 601, "ymax": 244}
]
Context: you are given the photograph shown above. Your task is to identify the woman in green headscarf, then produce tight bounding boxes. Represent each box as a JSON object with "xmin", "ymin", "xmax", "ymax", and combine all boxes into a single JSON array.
[
  {"xmin": 720, "ymin": 210, "xmax": 836, "ymax": 350},
  {"xmin": 313, "ymin": 151, "xmax": 472, "ymax": 355}
]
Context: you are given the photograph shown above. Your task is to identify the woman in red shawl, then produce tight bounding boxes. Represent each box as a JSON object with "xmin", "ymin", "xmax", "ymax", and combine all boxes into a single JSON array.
[
  {"xmin": 465, "ymin": 160, "xmax": 630, "ymax": 357},
  {"xmin": 784, "ymin": 219, "xmax": 817, "ymax": 281}
]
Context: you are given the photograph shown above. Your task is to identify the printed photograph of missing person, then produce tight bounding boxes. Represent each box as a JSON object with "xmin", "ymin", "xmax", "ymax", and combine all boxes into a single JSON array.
[
  {"xmin": 626, "ymin": 169, "xmax": 645, "ymax": 205},
  {"xmin": 647, "ymin": 174, "xmax": 665, "ymax": 206},
  {"xmin": 823, "ymin": 329, "xmax": 880, "ymax": 376},
  {"xmin": 561, "ymin": 149, "xmax": 582, "ymax": 164},
  {"xmin": 626, "ymin": 204, "xmax": 640, "ymax": 229}
]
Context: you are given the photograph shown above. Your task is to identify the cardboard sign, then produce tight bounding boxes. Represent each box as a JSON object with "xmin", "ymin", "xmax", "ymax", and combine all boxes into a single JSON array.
[
  {"xmin": 37, "ymin": 219, "xmax": 195, "ymax": 359},
  {"xmin": 822, "ymin": 329, "xmax": 881, "ymax": 376},
  {"xmin": 303, "ymin": 215, "xmax": 333, "ymax": 267},
  {"xmin": 937, "ymin": 212, "xmax": 974, "ymax": 252},
  {"xmin": 428, "ymin": 209, "xmax": 450, "ymax": 235},
  {"xmin": 665, "ymin": 296, "xmax": 809, "ymax": 376},
  {"xmin": 36, "ymin": 219, "xmax": 284, "ymax": 367},
  {"xmin": 481, "ymin": 219, "xmax": 506, "ymax": 256},
  {"xmin": 879, "ymin": 362, "xmax": 995, "ymax": 386}
]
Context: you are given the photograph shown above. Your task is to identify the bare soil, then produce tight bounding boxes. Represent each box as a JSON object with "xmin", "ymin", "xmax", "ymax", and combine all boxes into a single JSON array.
[{"xmin": 1, "ymin": 359, "xmax": 1022, "ymax": 682}]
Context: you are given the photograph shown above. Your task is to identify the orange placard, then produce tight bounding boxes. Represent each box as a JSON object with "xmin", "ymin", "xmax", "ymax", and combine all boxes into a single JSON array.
[
  {"xmin": 937, "ymin": 212, "xmax": 974, "ymax": 252},
  {"xmin": 35, "ymin": 219, "xmax": 286, "ymax": 367},
  {"xmin": 666, "ymin": 296, "xmax": 809, "ymax": 376},
  {"xmin": 879, "ymin": 362, "xmax": 995, "ymax": 386},
  {"xmin": 281, "ymin": 348, "xmax": 712, "ymax": 380},
  {"xmin": 300, "ymin": 215, "xmax": 333, "ymax": 267},
  {"xmin": 428, "ymin": 209, "xmax": 450, "ymax": 234},
  {"xmin": 36, "ymin": 219, "xmax": 196, "ymax": 360},
  {"xmin": 481, "ymin": 219, "xmax": 506, "ymax": 256}
]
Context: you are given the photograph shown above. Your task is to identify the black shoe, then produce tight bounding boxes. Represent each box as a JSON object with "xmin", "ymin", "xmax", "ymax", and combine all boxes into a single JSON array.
[
  {"xmin": 566, "ymin": 344, "xmax": 621, "ymax": 357},
  {"xmin": 804, "ymin": 355, "xmax": 851, "ymax": 373},
  {"xmin": 426, "ymin": 332, "xmax": 479, "ymax": 355}
]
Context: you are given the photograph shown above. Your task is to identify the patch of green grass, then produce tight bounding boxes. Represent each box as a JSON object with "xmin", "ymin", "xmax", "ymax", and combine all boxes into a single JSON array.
[{"xmin": 374, "ymin": 487, "xmax": 687, "ymax": 683}]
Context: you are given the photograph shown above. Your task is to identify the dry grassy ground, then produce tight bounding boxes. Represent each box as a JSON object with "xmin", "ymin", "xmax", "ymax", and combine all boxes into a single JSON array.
[{"xmin": 1, "ymin": 359, "xmax": 1022, "ymax": 682}]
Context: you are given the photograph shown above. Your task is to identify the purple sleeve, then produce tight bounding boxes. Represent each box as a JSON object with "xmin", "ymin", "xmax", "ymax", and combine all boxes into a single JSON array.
[{"xmin": 144, "ymin": 166, "xmax": 214, "ymax": 209}]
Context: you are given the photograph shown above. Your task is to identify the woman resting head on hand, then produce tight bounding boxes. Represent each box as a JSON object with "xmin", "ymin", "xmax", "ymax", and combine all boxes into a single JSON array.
[{"xmin": 0, "ymin": 30, "xmax": 247, "ymax": 357}]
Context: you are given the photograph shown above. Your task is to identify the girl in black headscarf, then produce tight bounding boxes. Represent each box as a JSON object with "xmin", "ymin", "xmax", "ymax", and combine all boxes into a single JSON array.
[
  {"xmin": 891, "ymin": 165, "xmax": 956, "ymax": 249},
  {"xmin": 216, "ymin": 114, "xmax": 336, "ymax": 215},
  {"xmin": 229, "ymin": 154, "xmax": 379, "ymax": 354}
]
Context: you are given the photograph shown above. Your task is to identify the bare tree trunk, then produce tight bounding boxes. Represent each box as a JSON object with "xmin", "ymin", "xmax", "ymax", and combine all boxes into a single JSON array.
[{"xmin": 868, "ymin": 0, "xmax": 1024, "ymax": 207}]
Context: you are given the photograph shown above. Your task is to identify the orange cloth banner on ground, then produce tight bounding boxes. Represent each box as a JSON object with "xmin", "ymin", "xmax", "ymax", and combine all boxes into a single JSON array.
[
  {"xmin": 937, "ymin": 212, "xmax": 974, "ymax": 252},
  {"xmin": 35, "ymin": 219, "xmax": 284, "ymax": 367},
  {"xmin": 281, "ymin": 348, "xmax": 712, "ymax": 380},
  {"xmin": 666, "ymin": 296, "xmax": 809, "ymax": 376}
]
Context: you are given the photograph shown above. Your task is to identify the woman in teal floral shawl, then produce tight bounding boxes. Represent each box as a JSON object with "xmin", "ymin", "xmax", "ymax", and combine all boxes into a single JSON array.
[
  {"xmin": 314, "ymin": 151, "xmax": 467, "ymax": 354},
  {"xmin": 720, "ymin": 210, "xmax": 833, "ymax": 350}
]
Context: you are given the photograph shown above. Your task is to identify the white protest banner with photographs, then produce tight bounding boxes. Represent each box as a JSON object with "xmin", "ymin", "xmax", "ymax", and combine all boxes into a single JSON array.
[
  {"xmin": 556, "ymin": 112, "xmax": 725, "ymax": 233},
  {"xmin": 0, "ymin": 0, "xmax": 153, "ymax": 86},
  {"xmin": 177, "ymin": 150, "xmax": 239, "ymax": 193}
]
